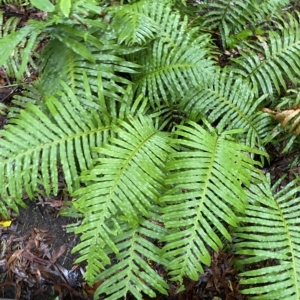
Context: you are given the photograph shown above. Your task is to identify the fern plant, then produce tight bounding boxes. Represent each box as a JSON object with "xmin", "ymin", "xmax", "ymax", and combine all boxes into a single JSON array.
[
  {"xmin": 233, "ymin": 174, "xmax": 300, "ymax": 299},
  {"xmin": 1, "ymin": 0, "xmax": 300, "ymax": 299}
]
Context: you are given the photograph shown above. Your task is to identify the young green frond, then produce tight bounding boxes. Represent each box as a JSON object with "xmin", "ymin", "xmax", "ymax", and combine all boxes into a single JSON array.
[
  {"xmin": 202, "ymin": 0, "xmax": 289, "ymax": 48},
  {"xmin": 72, "ymin": 115, "xmax": 172, "ymax": 281},
  {"xmin": 0, "ymin": 83, "xmax": 112, "ymax": 218},
  {"xmin": 0, "ymin": 21, "xmax": 46, "ymax": 81},
  {"xmin": 160, "ymin": 121, "xmax": 264, "ymax": 283},
  {"xmin": 234, "ymin": 176, "xmax": 300, "ymax": 299},
  {"xmin": 202, "ymin": 0, "xmax": 256, "ymax": 47}
]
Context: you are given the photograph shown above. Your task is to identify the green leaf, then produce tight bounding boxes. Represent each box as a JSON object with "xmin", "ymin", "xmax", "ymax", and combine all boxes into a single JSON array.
[
  {"xmin": 59, "ymin": 0, "xmax": 71, "ymax": 17},
  {"xmin": 30, "ymin": 0, "xmax": 55, "ymax": 12},
  {"xmin": 52, "ymin": 33, "xmax": 95, "ymax": 62},
  {"xmin": 93, "ymin": 218, "xmax": 168, "ymax": 299},
  {"xmin": 0, "ymin": 80, "xmax": 112, "ymax": 218},
  {"xmin": 234, "ymin": 29, "xmax": 253, "ymax": 39}
]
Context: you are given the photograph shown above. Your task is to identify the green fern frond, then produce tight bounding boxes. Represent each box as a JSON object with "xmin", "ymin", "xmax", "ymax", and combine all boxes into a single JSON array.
[
  {"xmin": 134, "ymin": 14, "xmax": 215, "ymax": 106},
  {"xmin": 7, "ymin": 84, "xmax": 44, "ymax": 118},
  {"xmin": 39, "ymin": 39, "xmax": 140, "ymax": 102},
  {"xmin": 160, "ymin": 121, "xmax": 264, "ymax": 284},
  {"xmin": 109, "ymin": 0, "xmax": 167, "ymax": 45},
  {"xmin": 202, "ymin": 0, "xmax": 289, "ymax": 48},
  {"xmin": 232, "ymin": 21, "xmax": 300, "ymax": 96},
  {"xmin": 202, "ymin": 0, "xmax": 256, "ymax": 40},
  {"xmin": 0, "ymin": 81, "xmax": 112, "ymax": 218},
  {"xmin": 93, "ymin": 216, "xmax": 168, "ymax": 300},
  {"xmin": 180, "ymin": 71, "xmax": 273, "ymax": 149},
  {"xmin": 0, "ymin": 19, "xmax": 47, "ymax": 81},
  {"xmin": 0, "ymin": 12, "xmax": 37, "ymax": 81},
  {"xmin": 233, "ymin": 175, "xmax": 300, "ymax": 300},
  {"xmin": 71, "ymin": 115, "xmax": 172, "ymax": 281}
]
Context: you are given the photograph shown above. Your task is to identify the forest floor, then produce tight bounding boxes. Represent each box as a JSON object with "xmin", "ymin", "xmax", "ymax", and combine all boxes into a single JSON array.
[{"xmin": 0, "ymin": 2, "xmax": 297, "ymax": 300}]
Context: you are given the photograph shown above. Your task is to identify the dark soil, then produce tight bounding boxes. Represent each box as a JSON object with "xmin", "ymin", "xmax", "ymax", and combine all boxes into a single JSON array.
[{"xmin": 0, "ymin": 199, "xmax": 88, "ymax": 300}]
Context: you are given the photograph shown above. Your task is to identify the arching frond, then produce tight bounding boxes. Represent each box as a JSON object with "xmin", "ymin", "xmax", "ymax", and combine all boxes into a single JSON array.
[
  {"xmin": 160, "ymin": 121, "xmax": 264, "ymax": 284},
  {"xmin": 0, "ymin": 81, "xmax": 113, "ymax": 218},
  {"xmin": 0, "ymin": 12, "xmax": 39, "ymax": 81},
  {"xmin": 93, "ymin": 216, "xmax": 168, "ymax": 300},
  {"xmin": 0, "ymin": 20, "xmax": 46, "ymax": 81},
  {"xmin": 233, "ymin": 175, "xmax": 300, "ymax": 300},
  {"xmin": 72, "ymin": 116, "xmax": 172, "ymax": 281},
  {"xmin": 232, "ymin": 23, "xmax": 300, "ymax": 96},
  {"xmin": 180, "ymin": 71, "xmax": 273, "ymax": 149}
]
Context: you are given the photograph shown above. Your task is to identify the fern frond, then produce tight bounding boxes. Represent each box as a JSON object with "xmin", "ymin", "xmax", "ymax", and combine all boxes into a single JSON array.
[
  {"xmin": 202, "ymin": 0, "xmax": 289, "ymax": 48},
  {"xmin": 7, "ymin": 84, "xmax": 44, "ymax": 118},
  {"xmin": 71, "ymin": 115, "xmax": 172, "ymax": 282},
  {"xmin": 232, "ymin": 21, "xmax": 300, "ymax": 96},
  {"xmin": 93, "ymin": 216, "xmax": 168, "ymax": 300},
  {"xmin": 202, "ymin": 0, "xmax": 256, "ymax": 45},
  {"xmin": 0, "ymin": 20, "xmax": 50, "ymax": 81},
  {"xmin": 233, "ymin": 175, "xmax": 300, "ymax": 300},
  {"xmin": 0, "ymin": 81, "xmax": 112, "ymax": 218},
  {"xmin": 0, "ymin": 12, "xmax": 38, "ymax": 81},
  {"xmin": 180, "ymin": 71, "xmax": 273, "ymax": 149},
  {"xmin": 133, "ymin": 10, "xmax": 215, "ymax": 106},
  {"xmin": 109, "ymin": 0, "xmax": 167, "ymax": 45},
  {"xmin": 160, "ymin": 121, "xmax": 264, "ymax": 284},
  {"xmin": 39, "ymin": 39, "xmax": 139, "ymax": 103}
]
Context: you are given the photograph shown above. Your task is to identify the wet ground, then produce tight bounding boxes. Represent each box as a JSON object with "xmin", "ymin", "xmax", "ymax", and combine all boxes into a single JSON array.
[{"xmin": 0, "ymin": 199, "xmax": 89, "ymax": 300}]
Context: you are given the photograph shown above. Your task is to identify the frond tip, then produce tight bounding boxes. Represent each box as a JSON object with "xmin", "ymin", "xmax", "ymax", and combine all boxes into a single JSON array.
[{"xmin": 93, "ymin": 218, "xmax": 168, "ymax": 300}]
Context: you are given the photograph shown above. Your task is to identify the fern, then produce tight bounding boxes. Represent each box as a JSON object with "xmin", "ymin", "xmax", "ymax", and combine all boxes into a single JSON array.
[
  {"xmin": 232, "ymin": 16, "xmax": 300, "ymax": 96},
  {"xmin": 39, "ymin": 39, "xmax": 139, "ymax": 102},
  {"xmin": 180, "ymin": 71, "xmax": 273, "ymax": 149},
  {"xmin": 160, "ymin": 121, "xmax": 264, "ymax": 283},
  {"xmin": 0, "ymin": 12, "xmax": 38, "ymax": 81},
  {"xmin": 71, "ymin": 115, "xmax": 172, "ymax": 282},
  {"xmin": 201, "ymin": 0, "xmax": 289, "ymax": 48},
  {"xmin": 108, "ymin": 0, "xmax": 165, "ymax": 45},
  {"xmin": 0, "ymin": 80, "xmax": 113, "ymax": 218},
  {"xmin": 1, "ymin": 0, "xmax": 300, "ymax": 299},
  {"xmin": 233, "ymin": 175, "xmax": 300, "ymax": 299},
  {"xmin": 93, "ymin": 217, "xmax": 169, "ymax": 300}
]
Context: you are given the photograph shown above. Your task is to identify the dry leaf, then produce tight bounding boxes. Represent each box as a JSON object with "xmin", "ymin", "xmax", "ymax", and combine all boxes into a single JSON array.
[{"xmin": 263, "ymin": 107, "xmax": 300, "ymax": 135}]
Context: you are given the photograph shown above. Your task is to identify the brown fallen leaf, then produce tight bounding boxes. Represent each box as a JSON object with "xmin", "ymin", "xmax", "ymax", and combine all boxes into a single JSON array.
[
  {"xmin": 263, "ymin": 107, "xmax": 300, "ymax": 135},
  {"xmin": 6, "ymin": 249, "xmax": 24, "ymax": 268}
]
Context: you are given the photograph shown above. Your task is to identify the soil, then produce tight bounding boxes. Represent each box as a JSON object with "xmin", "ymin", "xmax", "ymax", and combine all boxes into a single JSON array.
[{"xmin": 0, "ymin": 198, "xmax": 87, "ymax": 300}]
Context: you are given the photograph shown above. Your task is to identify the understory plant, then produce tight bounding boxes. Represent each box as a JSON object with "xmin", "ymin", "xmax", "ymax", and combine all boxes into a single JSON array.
[{"xmin": 1, "ymin": 0, "xmax": 300, "ymax": 299}]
